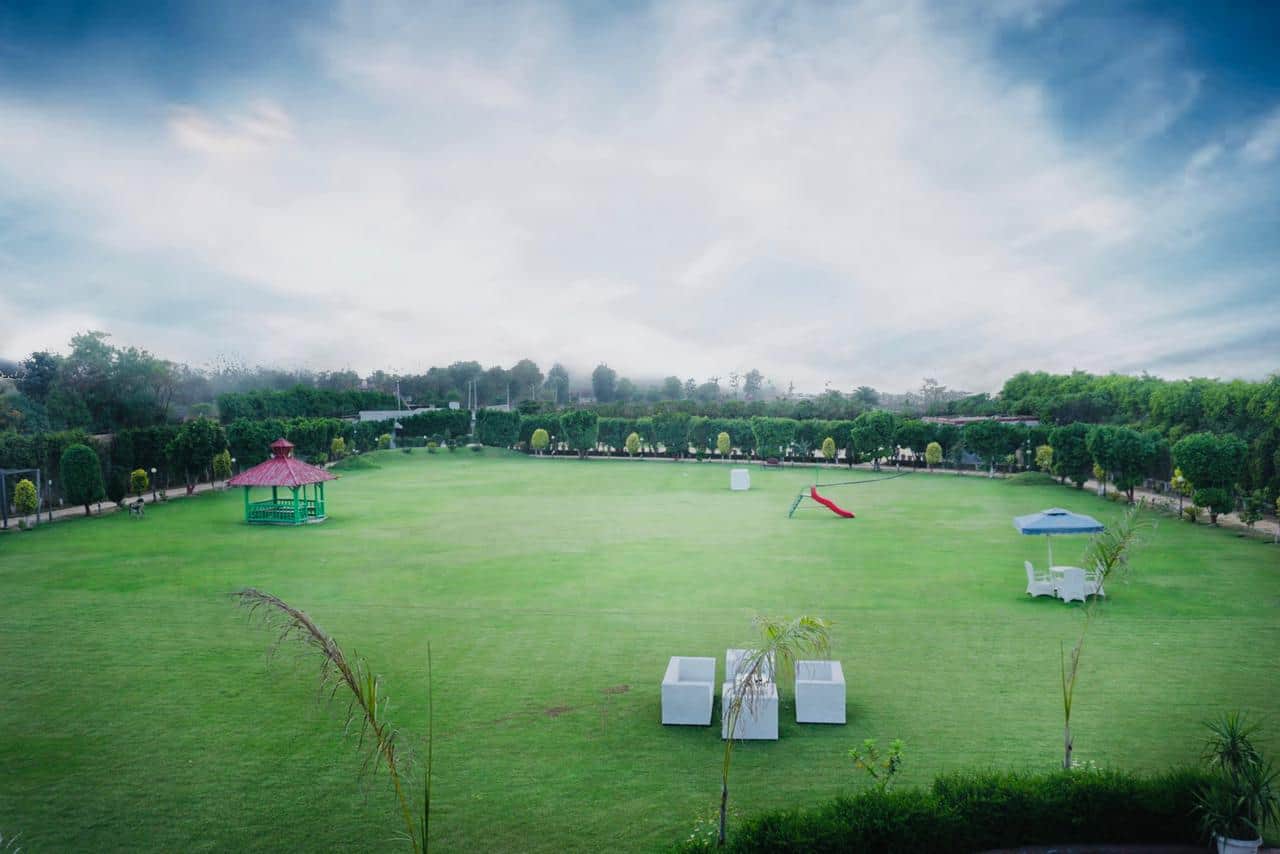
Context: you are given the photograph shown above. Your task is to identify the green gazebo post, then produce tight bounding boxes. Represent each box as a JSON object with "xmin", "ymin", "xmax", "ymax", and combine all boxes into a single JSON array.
[{"xmin": 228, "ymin": 438, "xmax": 338, "ymax": 526}]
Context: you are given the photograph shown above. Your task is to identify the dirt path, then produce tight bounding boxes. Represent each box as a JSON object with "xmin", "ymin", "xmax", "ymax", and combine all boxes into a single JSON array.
[{"xmin": 1, "ymin": 477, "xmax": 229, "ymax": 532}]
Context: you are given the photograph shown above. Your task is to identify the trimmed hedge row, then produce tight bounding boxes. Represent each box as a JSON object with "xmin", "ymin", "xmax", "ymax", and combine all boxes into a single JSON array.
[{"xmin": 678, "ymin": 768, "xmax": 1209, "ymax": 853}]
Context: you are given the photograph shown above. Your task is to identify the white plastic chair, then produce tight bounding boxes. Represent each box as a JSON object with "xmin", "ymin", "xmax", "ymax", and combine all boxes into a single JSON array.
[
  {"xmin": 1025, "ymin": 561, "xmax": 1055, "ymax": 598},
  {"xmin": 1057, "ymin": 567, "xmax": 1087, "ymax": 604},
  {"xmin": 661, "ymin": 656, "xmax": 715, "ymax": 725}
]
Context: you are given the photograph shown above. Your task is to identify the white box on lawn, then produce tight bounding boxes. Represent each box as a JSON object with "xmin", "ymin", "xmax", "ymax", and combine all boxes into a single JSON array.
[
  {"xmin": 730, "ymin": 469, "xmax": 750, "ymax": 491},
  {"xmin": 721, "ymin": 681, "xmax": 778, "ymax": 740}
]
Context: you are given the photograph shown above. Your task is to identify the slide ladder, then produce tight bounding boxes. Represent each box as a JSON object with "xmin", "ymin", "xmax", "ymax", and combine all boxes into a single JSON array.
[{"xmin": 787, "ymin": 492, "xmax": 806, "ymax": 518}]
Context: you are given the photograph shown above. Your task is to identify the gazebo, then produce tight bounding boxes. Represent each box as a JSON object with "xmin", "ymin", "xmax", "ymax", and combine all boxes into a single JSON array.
[{"xmin": 228, "ymin": 438, "xmax": 336, "ymax": 525}]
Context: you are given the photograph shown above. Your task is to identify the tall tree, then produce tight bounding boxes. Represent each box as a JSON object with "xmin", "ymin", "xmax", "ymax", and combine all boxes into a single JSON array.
[
  {"xmin": 614, "ymin": 377, "xmax": 636, "ymax": 403},
  {"xmin": 1050, "ymin": 422, "xmax": 1093, "ymax": 487},
  {"xmin": 662, "ymin": 376, "xmax": 684, "ymax": 400},
  {"xmin": 852, "ymin": 386, "xmax": 880, "ymax": 407},
  {"xmin": 60, "ymin": 442, "xmax": 105, "ymax": 515},
  {"xmin": 508, "ymin": 359, "xmax": 544, "ymax": 402},
  {"xmin": 962, "ymin": 419, "xmax": 1016, "ymax": 477},
  {"xmin": 166, "ymin": 417, "xmax": 229, "ymax": 494},
  {"xmin": 742, "ymin": 369, "xmax": 764, "ymax": 401},
  {"xmin": 1173, "ymin": 432, "xmax": 1248, "ymax": 524},
  {"xmin": 590, "ymin": 364, "xmax": 618, "ymax": 403},
  {"xmin": 560, "ymin": 409, "xmax": 599, "ymax": 459},
  {"xmin": 543, "ymin": 363, "xmax": 570, "ymax": 406},
  {"xmin": 16, "ymin": 351, "xmax": 60, "ymax": 403}
]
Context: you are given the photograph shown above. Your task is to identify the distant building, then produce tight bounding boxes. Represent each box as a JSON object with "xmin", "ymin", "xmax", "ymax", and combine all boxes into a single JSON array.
[{"xmin": 922, "ymin": 415, "xmax": 1040, "ymax": 427}]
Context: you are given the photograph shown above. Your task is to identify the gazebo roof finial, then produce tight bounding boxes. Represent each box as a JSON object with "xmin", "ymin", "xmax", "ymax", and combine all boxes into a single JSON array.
[{"xmin": 270, "ymin": 438, "xmax": 295, "ymax": 458}]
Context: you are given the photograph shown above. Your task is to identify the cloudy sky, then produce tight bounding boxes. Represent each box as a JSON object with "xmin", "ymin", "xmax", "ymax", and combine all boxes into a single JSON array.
[{"xmin": 1, "ymin": 0, "xmax": 1278, "ymax": 392}]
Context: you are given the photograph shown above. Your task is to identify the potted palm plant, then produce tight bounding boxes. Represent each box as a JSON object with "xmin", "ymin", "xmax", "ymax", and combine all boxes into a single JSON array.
[{"xmin": 1195, "ymin": 713, "xmax": 1278, "ymax": 854}]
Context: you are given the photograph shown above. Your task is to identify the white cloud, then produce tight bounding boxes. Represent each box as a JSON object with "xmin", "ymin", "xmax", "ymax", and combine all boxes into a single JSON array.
[
  {"xmin": 168, "ymin": 100, "xmax": 294, "ymax": 155},
  {"xmin": 1240, "ymin": 104, "xmax": 1280, "ymax": 164},
  {"xmin": 0, "ymin": 0, "xmax": 1275, "ymax": 391}
]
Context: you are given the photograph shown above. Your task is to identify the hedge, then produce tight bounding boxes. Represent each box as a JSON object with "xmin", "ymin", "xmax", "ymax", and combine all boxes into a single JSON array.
[{"xmin": 676, "ymin": 768, "xmax": 1209, "ymax": 853}]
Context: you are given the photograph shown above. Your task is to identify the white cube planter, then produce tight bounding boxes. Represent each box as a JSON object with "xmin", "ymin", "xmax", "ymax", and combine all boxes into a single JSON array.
[
  {"xmin": 721, "ymin": 680, "xmax": 778, "ymax": 740},
  {"xmin": 725, "ymin": 648, "xmax": 775, "ymax": 683},
  {"xmin": 661, "ymin": 656, "xmax": 715, "ymax": 725},
  {"xmin": 795, "ymin": 660, "xmax": 846, "ymax": 724},
  {"xmin": 730, "ymin": 469, "xmax": 750, "ymax": 491}
]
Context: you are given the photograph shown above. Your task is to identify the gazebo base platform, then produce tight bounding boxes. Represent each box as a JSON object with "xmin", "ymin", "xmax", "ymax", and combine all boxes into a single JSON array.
[{"xmin": 246, "ymin": 499, "xmax": 326, "ymax": 526}]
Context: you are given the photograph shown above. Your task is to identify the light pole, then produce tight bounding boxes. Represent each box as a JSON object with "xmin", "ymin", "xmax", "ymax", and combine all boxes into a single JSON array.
[
  {"xmin": 150, "ymin": 467, "xmax": 157, "ymax": 502},
  {"xmin": 47, "ymin": 479, "xmax": 54, "ymax": 522},
  {"xmin": 231, "ymin": 457, "xmax": 237, "ymax": 478}
]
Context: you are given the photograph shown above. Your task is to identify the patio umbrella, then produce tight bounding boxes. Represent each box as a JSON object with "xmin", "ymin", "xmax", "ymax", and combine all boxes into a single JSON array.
[{"xmin": 1013, "ymin": 507, "xmax": 1104, "ymax": 567}]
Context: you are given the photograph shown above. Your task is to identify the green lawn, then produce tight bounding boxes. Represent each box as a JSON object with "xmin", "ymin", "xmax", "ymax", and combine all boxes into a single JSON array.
[{"xmin": 1, "ymin": 450, "xmax": 1277, "ymax": 852}]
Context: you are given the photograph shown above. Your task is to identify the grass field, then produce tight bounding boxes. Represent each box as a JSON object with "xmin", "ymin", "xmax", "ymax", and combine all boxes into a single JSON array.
[{"xmin": 1, "ymin": 450, "xmax": 1277, "ymax": 852}]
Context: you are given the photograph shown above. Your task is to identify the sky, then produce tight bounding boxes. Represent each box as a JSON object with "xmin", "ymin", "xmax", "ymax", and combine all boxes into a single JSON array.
[{"xmin": 1, "ymin": 0, "xmax": 1278, "ymax": 393}]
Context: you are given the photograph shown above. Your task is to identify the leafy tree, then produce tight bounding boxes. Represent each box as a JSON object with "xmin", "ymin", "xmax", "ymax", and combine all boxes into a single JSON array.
[
  {"xmin": 925, "ymin": 441, "xmax": 943, "ymax": 472},
  {"xmin": 683, "ymin": 378, "xmax": 697, "ymax": 399},
  {"xmin": 560, "ymin": 409, "xmax": 599, "ymax": 459},
  {"xmin": 1173, "ymin": 432, "xmax": 1248, "ymax": 524},
  {"xmin": 821, "ymin": 436, "xmax": 836, "ymax": 462},
  {"xmin": 543, "ymin": 363, "xmax": 570, "ymax": 406},
  {"xmin": 590, "ymin": 364, "xmax": 617, "ymax": 403},
  {"xmin": 716, "ymin": 431, "xmax": 731, "ymax": 460},
  {"xmin": 792, "ymin": 419, "xmax": 825, "ymax": 460},
  {"xmin": 106, "ymin": 467, "xmax": 128, "ymax": 505},
  {"xmin": 662, "ymin": 376, "xmax": 684, "ymax": 400},
  {"xmin": 963, "ymin": 419, "xmax": 1017, "ymax": 477},
  {"xmin": 1050, "ymin": 423, "xmax": 1093, "ymax": 487},
  {"xmin": 742, "ymin": 369, "xmax": 764, "ymax": 401},
  {"xmin": 893, "ymin": 420, "xmax": 930, "ymax": 462},
  {"xmin": 1035, "ymin": 445, "xmax": 1054, "ymax": 473},
  {"xmin": 851, "ymin": 410, "xmax": 899, "ymax": 469},
  {"xmin": 13, "ymin": 477, "xmax": 37, "ymax": 522},
  {"xmin": 750, "ymin": 416, "xmax": 796, "ymax": 461},
  {"xmin": 17, "ymin": 351, "xmax": 60, "ymax": 403},
  {"xmin": 330, "ymin": 436, "xmax": 347, "ymax": 459},
  {"xmin": 130, "ymin": 468, "xmax": 149, "ymax": 497},
  {"xmin": 166, "ymin": 417, "xmax": 228, "ymax": 494},
  {"xmin": 212, "ymin": 450, "xmax": 233, "ymax": 485},
  {"xmin": 530, "ymin": 428, "xmax": 549, "ymax": 454},
  {"xmin": 614, "ymin": 377, "xmax": 636, "ymax": 403},
  {"xmin": 852, "ymin": 386, "xmax": 879, "ymax": 406},
  {"xmin": 508, "ymin": 359, "xmax": 543, "ymax": 402},
  {"xmin": 476, "ymin": 410, "xmax": 520, "ymax": 447},
  {"xmin": 624, "ymin": 431, "xmax": 640, "ymax": 457},
  {"xmin": 1088, "ymin": 425, "xmax": 1150, "ymax": 502},
  {"xmin": 1240, "ymin": 490, "xmax": 1265, "ymax": 529},
  {"xmin": 694, "ymin": 381, "xmax": 721, "ymax": 404},
  {"xmin": 687, "ymin": 416, "xmax": 710, "ymax": 454},
  {"xmin": 60, "ymin": 442, "xmax": 105, "ymax": 515},
  {"xmin": 653, "ymin": 412, "xmax": 691, "ymax": 458}
]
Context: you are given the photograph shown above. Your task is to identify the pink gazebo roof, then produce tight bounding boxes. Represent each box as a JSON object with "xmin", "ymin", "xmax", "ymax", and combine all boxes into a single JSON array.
[{"xmin": 228, "ymin": 438, "xmax": 337, "ymax": 488}]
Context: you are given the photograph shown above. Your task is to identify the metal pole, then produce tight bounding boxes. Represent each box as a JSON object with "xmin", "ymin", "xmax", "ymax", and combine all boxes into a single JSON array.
[
  {"xmin": 34, "ymin": 467, "xmax": 40, "ymax": 527},
  {"xmin": 1, "ymin": 471, "xmax": 9, "ymax": 529}
]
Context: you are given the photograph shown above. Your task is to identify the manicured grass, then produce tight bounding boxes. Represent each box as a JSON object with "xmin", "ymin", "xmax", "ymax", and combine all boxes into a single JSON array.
[{"xmin": 1, "ymin": 450, "xmax": 1277, "ymax": 852}]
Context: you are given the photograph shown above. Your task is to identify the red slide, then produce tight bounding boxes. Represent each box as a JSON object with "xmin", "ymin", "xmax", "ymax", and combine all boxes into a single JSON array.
[{"xmin": 810, "ymin": 486, "xmax": 855, "ymax": 518}]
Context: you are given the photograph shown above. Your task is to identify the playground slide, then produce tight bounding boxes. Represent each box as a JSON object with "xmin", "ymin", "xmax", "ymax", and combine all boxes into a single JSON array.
[{"xmin": 810, "ymin": 486, "xmax": 855, "ymax": 518}]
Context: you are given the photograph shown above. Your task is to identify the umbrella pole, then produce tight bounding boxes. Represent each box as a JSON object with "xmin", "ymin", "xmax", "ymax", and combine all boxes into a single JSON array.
[{"xmin": 1047, "ymin": 535, "xmax": 1053, "ymax": 568}]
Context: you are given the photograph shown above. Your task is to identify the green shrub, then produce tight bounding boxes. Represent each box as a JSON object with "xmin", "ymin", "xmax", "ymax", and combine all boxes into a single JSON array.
[
  {"xmin": 106, "ymin": 467, "xmax": 128, "ymax": 505},
  {"xmin": 13, "ymin": 478, "xmax": 37, "ymax": 518},
  {"xmin": 682, "ymin": 767, "xmax": 1208, "ymax": 853},
  {"xmin": 377, "ymin": 434, "xmax": 392, "ymax": 451},
  {"xmin": 1006, "ymin": 471, "xmax": 1058, "ymax": 487},
  {"xmin": 129, "ymin": 468, "xmax": 149, "ymax": 496},
  {"xmin": 330, "ymin": 454, "xmax": 378, "ymax": 471}
]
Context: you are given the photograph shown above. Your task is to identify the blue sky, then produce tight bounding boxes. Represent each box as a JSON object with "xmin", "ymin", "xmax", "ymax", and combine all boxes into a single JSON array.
[{"xmin": 1, "ymin": 0, "xmax": 1277, "ymax": 392}]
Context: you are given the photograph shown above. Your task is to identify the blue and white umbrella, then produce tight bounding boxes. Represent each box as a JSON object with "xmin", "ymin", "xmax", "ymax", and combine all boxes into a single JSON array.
[{"xmin": 1013, "ymin": 507, "xmax": 1104, "ymax": 567}]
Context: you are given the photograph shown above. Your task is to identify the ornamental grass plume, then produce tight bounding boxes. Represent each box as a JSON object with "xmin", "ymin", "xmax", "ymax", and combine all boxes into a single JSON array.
[{"xmin": 233, "ymin": 588, "xmax": 433, "ymax": 853}]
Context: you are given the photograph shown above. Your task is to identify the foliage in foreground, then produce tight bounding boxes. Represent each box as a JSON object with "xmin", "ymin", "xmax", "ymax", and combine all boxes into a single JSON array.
[
  {"xmin": 234, "ymin": 589, "xmax": 433, "ymax": 853},
  {"xmin": 676, "ymin": 767, "xmax": 1210, "ymax": 853}
]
